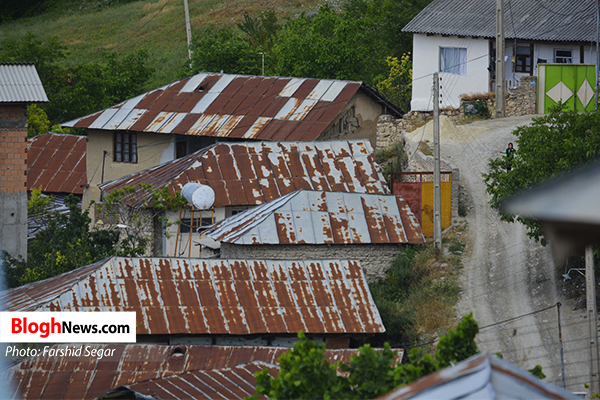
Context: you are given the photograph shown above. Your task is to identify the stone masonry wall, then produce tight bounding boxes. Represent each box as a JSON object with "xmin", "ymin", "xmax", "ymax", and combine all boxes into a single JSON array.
[
  {"xmin": 376, "ymin": 76, "xmax": 538, "ymax": 151},
  {"xmin": 220, "ymin": 243, "xmax": 406, "ymax": 280}
]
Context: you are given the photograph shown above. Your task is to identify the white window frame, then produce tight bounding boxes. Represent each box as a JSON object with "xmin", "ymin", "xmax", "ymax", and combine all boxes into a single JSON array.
[
  {"xmin": 554, "ymin": 49, "xmax": 573, "ymax": 64},
  {"xmin": 439, "ymin": 47, "xmax": 467, "ymax": 75}
]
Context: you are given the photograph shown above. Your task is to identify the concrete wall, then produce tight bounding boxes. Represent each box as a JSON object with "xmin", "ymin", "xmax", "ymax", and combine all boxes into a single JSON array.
[
  {"xmin": 411, "ymin": 34, "xmax": 490, "ymax": 111},
  {"xmin": 319, "ymin": 91, "xmax": 385, "ymax": 148},
  {"xmin": 0, "ymin": 104, "xmax": 28, "ymax": 258},
  {"xmin": 220, "ymin": 242, "xmax": 405, "ymax": 280},
  {"xmin": 84, "ymin": 130, "xmax": 174, "ymax": 210}
]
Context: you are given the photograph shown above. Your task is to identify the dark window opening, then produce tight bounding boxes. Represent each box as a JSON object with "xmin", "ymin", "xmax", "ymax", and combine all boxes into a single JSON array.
[
  {"xmin": 555, "ymin": 49, "xmax": 573, "ymax": 64},
  {"xmin": 114, "ymin": 132, "xmax": 137, "ymax": 163},
  {"xmin": 514, "ymin": 46, "xmax": 532, "ymax": 73},
  {"xmin": 179, "ymin": 217, "xmax": 214, "ymax": 234}
]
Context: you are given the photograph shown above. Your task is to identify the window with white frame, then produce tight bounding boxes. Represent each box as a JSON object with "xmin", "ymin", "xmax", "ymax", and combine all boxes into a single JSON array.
[
  {"xmin": 554, "ymin": 49, "xmax": 573, "ymax": 64},
  {"xmin": 440, "ymin": 47, "xmax": 467, "ymax": 75}
]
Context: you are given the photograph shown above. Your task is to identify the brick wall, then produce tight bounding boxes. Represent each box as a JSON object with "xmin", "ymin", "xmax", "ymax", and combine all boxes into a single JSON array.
[
  {"xmin": 0, "ymin": 105, "xmax": 28, "ymax": 194},
  {"xmin": 220, "ymin": 242, "xmax": 406, "ymax": 280}
]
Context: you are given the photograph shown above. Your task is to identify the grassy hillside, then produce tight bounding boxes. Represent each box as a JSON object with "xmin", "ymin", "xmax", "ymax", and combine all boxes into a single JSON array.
[{"xmin": 0, "ymin": 0, "xmax": 324, "ymax": 90}]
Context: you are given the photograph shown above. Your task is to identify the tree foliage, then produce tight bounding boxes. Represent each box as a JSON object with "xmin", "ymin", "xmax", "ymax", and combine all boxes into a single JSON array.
[
  {"xmin": 183, "ymin": 27, "xmax": 262, "ymax": 76},
  {"xmin": 2, "ymin": 194, "xmax": 121, "ymax": 288},
  {"xmin": 0, "ymin": 31, "xmax": 153, "ymax": 127},
  {"xmin": 377, "ymin": 54, "xmax": 412, "ymax": 113},
  {"xmin": 483, "ymin": 106, "xmax": 600, "ymax": 244},
  {"xmin": 251, "ymin": 313, "xmax": 479, "ymax": 400}
]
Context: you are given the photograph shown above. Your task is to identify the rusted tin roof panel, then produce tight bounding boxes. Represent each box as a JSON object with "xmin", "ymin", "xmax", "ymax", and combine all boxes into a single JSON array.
[
  {"xmin": 99, "ymin": 139, "xmax": 390, "ymax": 208},
  {"xmin": 203, "ymin": 190, "xmax": 425, "ymax": 245},
  {"xmin": 27, "ymin": 133, "xmax": 87, "ymax": 195},
  {"xmin": 1, "ymin": 256, "xmax": 385, "ymax": 335},
  {"xmin": 61, "ymin": 72, "xmax": 402, "ymax": 140},
  {"xmin": 7, "ymin": 344, "xmax": 405, "ymax": 400}
]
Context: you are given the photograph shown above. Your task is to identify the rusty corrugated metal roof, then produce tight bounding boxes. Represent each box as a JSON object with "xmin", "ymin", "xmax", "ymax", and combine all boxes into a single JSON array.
[
  {"xmin": 27, "ymin": 132, "xmax": 87, "ymax": 194},
  {"xmin": 1, "ymin": 256, "xmax": 385, "ymax": 335},
  {"xmin": 61, "ymin": 72, "xmax": 402, "ymax": 139},
  {"xmin": 98, "ymin": 139, "xmax": 390, "ymax": 208},
  {"xmin": 0, "ymin": 63, "xmax": 48, "ymax": 103},
  {"xmin": 6, "ymin": 344, "xmax": 404, "ymax": 399},
  {"xmin": 202, "ymin": 190, "xmax": 425, "ymax": 245}
]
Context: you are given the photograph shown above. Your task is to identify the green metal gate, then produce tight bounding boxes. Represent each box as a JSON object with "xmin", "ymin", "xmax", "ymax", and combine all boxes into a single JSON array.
[{"xmin": 538, "ymin": 64, "xmax": 597, "ymax": 113}]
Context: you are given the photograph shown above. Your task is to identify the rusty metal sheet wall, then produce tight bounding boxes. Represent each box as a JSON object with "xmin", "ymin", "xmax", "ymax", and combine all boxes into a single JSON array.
[
  {"xmin": 27, "ymin": 133, "xmax": 86, "ymax": 194},
  {"xmin": 62, "ymin": 73, "xmax": 367, "ymax": 142},
  {"xmin": 6, "ymin": 344, "xmax": 404, "ymax": 400},
  {"xmin": 203, "ymin": 190, "xmax": 425, "ymax": 245},
  {"xmin": 3, "ymin": 257, "xmax": 385, "ymax": 335},
  {"xmin": 99, "ymin": 139, "xmax": 390, "ymax": 208}
]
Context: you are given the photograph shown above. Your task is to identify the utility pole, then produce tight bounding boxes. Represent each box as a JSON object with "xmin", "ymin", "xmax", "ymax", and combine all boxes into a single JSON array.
[
  {"xmin": 184, "ymin": 0, "xmax": 193, "ymax": 61},
  {"xmin": 586, "ymin": 245, "xmax": 600, "ymax": 395},
  {"xmin": 258, "ymin": 52, "xmax": 265, "ymax": 76},
  {"xmin": 433, "ymin": 72, "xmax": 442, "ymax": 251},
  {"xmin": 495, "ymin": 0, "xmax": 505, "ymax": 118}
]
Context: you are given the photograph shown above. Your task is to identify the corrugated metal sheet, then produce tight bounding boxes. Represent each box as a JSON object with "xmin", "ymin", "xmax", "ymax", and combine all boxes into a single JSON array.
[
  {"xmin": 376, "ymin": 353, "xmax": 579, "ymax": 400},
  {"xmin": 403, "ymin": 0, "xmax": 596, "ymax": 42},
  {"xmin": 0, "ymin": 63, "xmax": 48, "ymax": 103},
  {"xmin": 62, "ymin": 72, "xmax": 402, "ymax": 140},
  {"xmin": 6, "ymin": 344, "xmax": 404, "ymax": 400},
  {"xmin": 98, "ymin": 139, "xmax": 390, "ymax": 208},
  {"xmin": 1, "ymin": 256, "xmax": 385, "ymax": 335},
  {"xmin": 202, "ymin": 190, "xmax": 425, "ymax": 245},
  {"xmin": 27, "ymin": 132, "xmax": 87, "ymax": 194}
]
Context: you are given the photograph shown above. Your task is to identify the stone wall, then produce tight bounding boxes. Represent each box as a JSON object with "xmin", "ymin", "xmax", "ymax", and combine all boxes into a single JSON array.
[
  {"xmin": 220, "ymin": 243, "xmax": 406, "ymax": 280},
  {"xmin": 0, "ymin": 104, "xmax": 28, "ymax": 258},
  {"xmin": 376, "ymin": 76, "xmax": 538, "ymax": 151}
]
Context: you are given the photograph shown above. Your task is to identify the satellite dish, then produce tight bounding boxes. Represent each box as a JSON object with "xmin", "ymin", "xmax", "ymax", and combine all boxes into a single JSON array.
[{"xmin": 181, "ymin": 182, "xmax": 215, "ymax": 210}]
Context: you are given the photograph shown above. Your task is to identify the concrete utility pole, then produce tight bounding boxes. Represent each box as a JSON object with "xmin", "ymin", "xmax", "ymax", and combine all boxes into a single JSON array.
[
  {"xmin": 184, "ymin": 0, "xmax": 193, "ymax": 61},
  {"xmin": 586, "ymin": 245, "xmax": 600, "ymax": 396},
  {"xmin": 495, "ymin": 0, "xmax": 505, "ymax": 118},
  {"xmin": 433, "ymin": 72, "xmax": 442, "ymax": 251}
]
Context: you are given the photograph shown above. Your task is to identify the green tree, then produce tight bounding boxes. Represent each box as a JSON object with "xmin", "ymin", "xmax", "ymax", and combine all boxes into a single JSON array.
[
  {"xmin": 182, "ymin": 27, "xmax": 262, "ymax": 77},
  {"xmin": 0, "ymin": 32, "xmax": 153, "ymax": 124},
  {"xmin": 237, "ymin": 10, "xmax": 279, "ymax": 50},
  {"xmin": 483, "ymin": 106, "xmax": 600, "ymax": 244},
  {"xmin": 271, "ymin": 5, "xmax": 370, "ymax": 81},
  {"xmin": 377, "ymin": 54, "xmax": 412, "ymax": 113},
  {"xmin": 252, "ymin": 313, "xmax": 480, "ymax": 399}
]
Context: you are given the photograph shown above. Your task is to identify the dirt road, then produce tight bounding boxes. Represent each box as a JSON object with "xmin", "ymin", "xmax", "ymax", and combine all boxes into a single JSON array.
[{"xmin": 404, "ymin": 115, "xmax": 589, "ymax": 392}]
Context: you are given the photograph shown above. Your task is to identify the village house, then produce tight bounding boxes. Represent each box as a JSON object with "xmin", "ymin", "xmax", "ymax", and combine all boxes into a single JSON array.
[
  {"xmin": 0, "ymin": 63, "xmax": 48, "ymax": 258},
  {"xmin": 200, "ymin": 189, "xmax": 425, "ymax": 279},
  {"xmin": 97, "ymin": 139, "xmax": 392, "ymax": 257},
  {"xmin": 403, "ymin": 0, "xmax": 598, "ymax": 111},
  {"xmin": 5, "ymin": 344, "xmax": 403, "ymax": 399},
  {"xmin": 61, "ymin": 72, "xmax": 403, "ymax": 210},
  {"xmin": 0, "ymin": 256, "xmax": 386, "ymax": 347}
]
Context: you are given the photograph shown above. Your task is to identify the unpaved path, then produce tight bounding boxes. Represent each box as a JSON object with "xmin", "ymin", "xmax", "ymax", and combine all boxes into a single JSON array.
[{"xmin": 404, "ymin": 115, "xmax": 589, "ymax": 392}]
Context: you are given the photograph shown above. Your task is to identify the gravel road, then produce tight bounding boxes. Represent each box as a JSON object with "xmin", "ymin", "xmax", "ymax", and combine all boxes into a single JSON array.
[{"xmin": 404, "ymin": 115, "xmax": 590, "ymax": 392}]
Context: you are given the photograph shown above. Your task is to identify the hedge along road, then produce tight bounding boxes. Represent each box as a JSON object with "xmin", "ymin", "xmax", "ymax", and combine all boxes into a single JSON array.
[{"xmin": 403, "ymin": 114, "xmax": 589, "ymax": 392}]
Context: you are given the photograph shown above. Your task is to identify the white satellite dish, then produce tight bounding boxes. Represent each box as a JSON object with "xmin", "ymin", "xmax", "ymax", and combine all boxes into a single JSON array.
[{"xmin": 181, "ymin": 182, "xmax": 215, "ymax": 210}]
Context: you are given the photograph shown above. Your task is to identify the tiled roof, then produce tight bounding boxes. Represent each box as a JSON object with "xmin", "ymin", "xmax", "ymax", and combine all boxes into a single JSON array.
[
  {"xmin": 1, "ymin": 256, "xmax": 385, "ymax": 335},
  {"xmin": 202, "ymin": 190, "xmax": 425, "ymax": 245},
  {"xmin": 27, "ymin": 132, "xmax": 87, "ymax": 194},
  {"xmin": 98, "ymin": 139, "xmax": 390, "ymax": 208},
  {"xmin": 6, "ymin": 344, "xmax": 403, "ymax": 399},
  {"xmin": 62, "ymin": 72, "xmax": 402, "ymax": 140},
  {"xmin": 402, "ymin": 0, "xmax": 596, "ymax": 42},
  {"xmin": 0, "ymin": 63, "xmax": 48, "ymax": 103}
]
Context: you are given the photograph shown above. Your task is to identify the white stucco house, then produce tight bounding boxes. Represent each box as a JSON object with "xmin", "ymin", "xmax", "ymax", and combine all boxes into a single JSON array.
[{"xmin": 403, "ymin": 0, "xmax": 598, "ymax": 111}]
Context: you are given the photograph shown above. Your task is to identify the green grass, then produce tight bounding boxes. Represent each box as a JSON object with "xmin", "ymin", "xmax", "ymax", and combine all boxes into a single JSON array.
[{"xmin": 0, "ymin": 0, "xmax": 324, "ymax": 90}]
